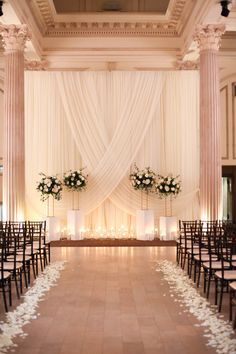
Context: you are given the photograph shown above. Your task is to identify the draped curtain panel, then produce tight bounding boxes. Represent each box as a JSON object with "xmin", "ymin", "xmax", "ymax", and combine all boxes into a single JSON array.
[{"xmin": 25, "ymin": 71, "xmax": 199, "ymax": 237}]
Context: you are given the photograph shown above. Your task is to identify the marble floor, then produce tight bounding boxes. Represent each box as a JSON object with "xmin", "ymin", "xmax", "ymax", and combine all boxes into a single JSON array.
[{"xmin": 1, "ymin": 246, "xmax": 235, "ymax": 354}]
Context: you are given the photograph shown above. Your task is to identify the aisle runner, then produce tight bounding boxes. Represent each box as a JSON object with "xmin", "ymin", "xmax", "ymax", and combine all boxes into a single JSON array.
[
  {"xmin": 156, "ymin": 261, "xmax": 236, "ymax": 354},
  {"xmin": 0, "ymin": 261, "xmax": 65, "ymax": 354}
]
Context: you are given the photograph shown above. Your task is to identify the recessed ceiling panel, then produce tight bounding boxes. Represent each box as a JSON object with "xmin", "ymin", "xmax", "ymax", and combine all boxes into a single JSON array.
[{"xmin": 53, "ymin": 0, "xmax": 170, "ymax": 13}]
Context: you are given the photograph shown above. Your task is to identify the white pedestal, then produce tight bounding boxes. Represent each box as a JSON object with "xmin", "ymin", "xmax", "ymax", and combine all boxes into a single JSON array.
[
  {"xmin": 136, "ymin": 210, "xmax": 155, "ymax": 241},
  {"xmin": 46, "ymin": 216, "xmax": 60, "ymax": 241},
  {"xmin": 159, "ymin": 216, "xmax": 178, "ymax": 241},
  {"xmin": 67, "ymin": 210, "xmax": 84, "ymax": 240}
]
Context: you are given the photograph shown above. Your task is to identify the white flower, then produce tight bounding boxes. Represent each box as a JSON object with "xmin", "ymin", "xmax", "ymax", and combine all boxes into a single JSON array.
[
  {"xmin": 145, "ymin": 179, "xmax": 150, "ymax": 184},
  {"xmin": 145, "ymin": 174, "xmax": 149, "ymax": 177},
  {"xmin": 160, "ymin": 186, "xmax": 163, "ymax": 190},
  {"xmin": 171, "ymin": 187, "xmax": 175, "ymax": 191},
  {"xmin": 77, "ymin": 181, "xmax": 81, "ymax": 185},
  {"xmin": 137, "ymin": 181, "xmax": 140, "ymax": 185},
  {"xmin": 165, "ymin": 186, "xmax": 170, "ymax": 192}
]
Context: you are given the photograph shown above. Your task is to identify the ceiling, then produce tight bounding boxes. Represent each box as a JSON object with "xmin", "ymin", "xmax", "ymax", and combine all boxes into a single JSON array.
[
  {"xmin": 52, "ymin": 0, "xmax": 170, "ymax": 14},
  {"xmin": 0, "ymin": 0, "xmax": 236, "ymax": 77}
]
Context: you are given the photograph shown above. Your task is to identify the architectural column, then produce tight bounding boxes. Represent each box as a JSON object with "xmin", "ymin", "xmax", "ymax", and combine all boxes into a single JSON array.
[
  {"xmin": 194, "ymin": 24, "xmax": 225, "ymax": 221},
  {"xmin": 0, "ymin": 24, "xmax": 30, "ymax": 220}
]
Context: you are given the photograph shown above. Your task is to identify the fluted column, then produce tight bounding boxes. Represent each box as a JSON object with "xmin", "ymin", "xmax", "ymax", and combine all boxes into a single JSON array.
[
  {"xmin": 194, "ymin": 24, "xmax": 225, "ymax": 221},
  {"xmin": 0, "ymin": 24, "xmax": 30, "ymax": 220}
]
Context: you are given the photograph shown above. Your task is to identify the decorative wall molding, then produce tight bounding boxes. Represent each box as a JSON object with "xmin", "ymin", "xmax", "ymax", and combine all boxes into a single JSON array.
[
  {"xmin": 24, "ymin": 59, "xmax": 48, "ymax": 70},
  {"xmin": 175, "ymin": 59, "xmax": 199, "ymax": 70},
  {"xmin": 232, "ymin": 82, "xmax": 236, "ymax": 160},
  {"xmin": 220, "ymin": 85, "xmax": 229, "ymax": 160}
]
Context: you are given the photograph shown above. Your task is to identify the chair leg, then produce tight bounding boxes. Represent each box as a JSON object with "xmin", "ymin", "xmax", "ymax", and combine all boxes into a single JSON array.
[
  {"xmin": 197, "ymin": 263, "xmax": 201, "ymax": 287},
  {"xmin": 31, "ymin": 255, "xmax": 37, "ymax": 279},
  {"xmin": 229, "ymin": 289, "xmax": 233, "ymax": 321},
  {"xmin": 2, "ymin": 281, "xmax": 8, "ymax": 312},
  {"xmin": 215, "ymin": 278, "xmax": 218, "ymax": 305},
  {"xmin": 14, "ymin": 274, "xmax": 20, "ymax": 299},
  {"xmin": 206, "ymin": 271, "xmax": 211, "ymax": 299},
  {"xmin": 203, "ymin": 269, "xmax": 207, "ymax": 293},
  {"xmin": 8, "ymin": 278, "xmax": 12, "ymax": 307},
  {"xmin": 218, "ymin": 280, "xmax": 224, "ymax": 313}
]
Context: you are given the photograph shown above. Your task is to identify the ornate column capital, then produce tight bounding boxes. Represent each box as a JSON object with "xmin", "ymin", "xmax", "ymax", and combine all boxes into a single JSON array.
[
  {"xmin": 194, "ymin": 24, "xmax": 226, "ymax": 52},
  {"xmin": 0, "ymin": 24, "xmax": 31, "ymax": 53}
]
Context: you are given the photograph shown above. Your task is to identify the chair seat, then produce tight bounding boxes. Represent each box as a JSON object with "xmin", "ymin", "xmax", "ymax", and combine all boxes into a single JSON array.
[
  {"xmin": 229, "ymin": 281, "xmax": 236, "ymax": 291},
  {"xmin": 24, "ymin": 247, "xmax": 39, "ymax": 254},
  {"xmin": 203, "ymin": 261, "xmax": 230, "ymax": 270},
  {"xmin": 7, "ymin": 254, "xmax": 31, "ymax": 262},
  {"xmin": 194, "ymin": 254, "xmax": 218, "ymax": 262},
  {"xmin": 215, "ymin": 270, "xmax": 236, "ymax": 280},
  {"xmin": 0, "ymin": 271, "xmax": 11, "ymax": 279},
  {"xmin": 3, "ymin": 262, "xmax": 22, "ymax": 270}
]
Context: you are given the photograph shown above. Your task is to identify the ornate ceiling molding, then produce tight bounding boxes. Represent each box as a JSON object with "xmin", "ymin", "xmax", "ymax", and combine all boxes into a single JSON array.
[{"xmin": 31, "ymin": 0, "xmax": 188, "ymax": 37}]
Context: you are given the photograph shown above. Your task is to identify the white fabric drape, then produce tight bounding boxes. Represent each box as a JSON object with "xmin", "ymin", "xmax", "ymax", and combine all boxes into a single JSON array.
[{"xmin": 25, "ymin": 71, "xmax": 199, "ymax": 236}]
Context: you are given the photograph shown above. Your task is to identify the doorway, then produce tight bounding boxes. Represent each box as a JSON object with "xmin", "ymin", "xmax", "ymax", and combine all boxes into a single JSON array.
[{"xmin": 222, "ymin": 166, "xmax": 236, "ymax": 222}]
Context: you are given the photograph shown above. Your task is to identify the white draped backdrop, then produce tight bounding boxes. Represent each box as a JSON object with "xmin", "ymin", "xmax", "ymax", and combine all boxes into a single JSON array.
[{"xmin": 25, "ymin": 71, "xmax": 199, "ymax": 237}]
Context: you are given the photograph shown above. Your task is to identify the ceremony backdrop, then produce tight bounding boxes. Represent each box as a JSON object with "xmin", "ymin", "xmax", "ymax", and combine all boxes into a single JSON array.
[{"xmin": 25, "ymin": 71, "xmax": 199, "ymax": 236}]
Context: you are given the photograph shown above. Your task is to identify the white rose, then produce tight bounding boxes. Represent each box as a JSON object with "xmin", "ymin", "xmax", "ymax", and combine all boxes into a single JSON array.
[
  {"xmin": 145, "ymin": 174, "xmax": 149, "ymax": 178},
  {"xmin": 160, "ymin": 186, "xmax": 163, "ymax": 190},
  {"xmin": 177, "ymin": 184, "xmax": 179, "ymax": 188},
  {"xmin": 73, "ymin": 173, "xmax": 76, "ymax": 177},
  {"xmin": 71, "ymin": 183, "xmax": 74, "ymax": 186},
  {"xmin": 71, "ymin": 177, "xmax": 74, "ymax": 181},
  {"xmin": 165, "ymin": 186, "xmax": 170, "ymax": 192},
  {"xmin": 81, "ymin": 177, "xmax": 84, "ymax": 180},
  {"xmin": 172, "ymin": 181, "xmax": 176, "ymax": 185},
  {"xmin": 146, "ymin": 179, "xmax": 150, "ymax": 184},
  {"xmin": 171, "ymin": 187, "xmax": 175, "ymax": 191},
  {"xmin": 137, "ymin": 181, "xmax": 140, "ymax": 185},
  {"xmin": 77, "ymin": 181, "xmax": 81, "ymax": 185}
]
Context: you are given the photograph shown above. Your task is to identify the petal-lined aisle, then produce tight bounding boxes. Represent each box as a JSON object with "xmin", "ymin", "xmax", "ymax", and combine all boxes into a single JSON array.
[{"xmin": 1, "ymin": 247, "xmax": 226, "ymax": 354}]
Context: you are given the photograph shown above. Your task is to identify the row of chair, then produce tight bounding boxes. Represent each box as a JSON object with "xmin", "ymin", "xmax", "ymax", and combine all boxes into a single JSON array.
[
  {"xmin": 0, "ymin": 220, "xmax": 50, "ymax": 312},
  {"xmin": 177, "ymin": 220, "xmax": 236, "ymax": 329}
]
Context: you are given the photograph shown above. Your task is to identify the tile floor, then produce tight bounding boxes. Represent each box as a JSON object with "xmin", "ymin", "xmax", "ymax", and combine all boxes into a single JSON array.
[{"xmin": 1, "ymin": 246, "xmax": 235, "ymax": 354}]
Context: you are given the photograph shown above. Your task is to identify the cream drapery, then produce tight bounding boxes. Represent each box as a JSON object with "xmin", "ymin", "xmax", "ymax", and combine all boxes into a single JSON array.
[{"xmin": 25, "ymin": 71, "xmax": 199, "ymax": 236}]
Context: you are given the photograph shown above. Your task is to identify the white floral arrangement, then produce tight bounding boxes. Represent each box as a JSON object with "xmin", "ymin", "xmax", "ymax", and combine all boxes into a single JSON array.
[
  {"xmin": 63, "ymin": 169, "xmax": 87, "ymax": 191},
  {"xmin": 155, "ymin": 174, "xmax": 181, "ymax": 198},
  {"xmin": 130, "ymin": 164, "xmax": 156, "ymax": 191},
  {"xmin": 36, "ymin": 173, "xmax": 63, "ymax": 201}
]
